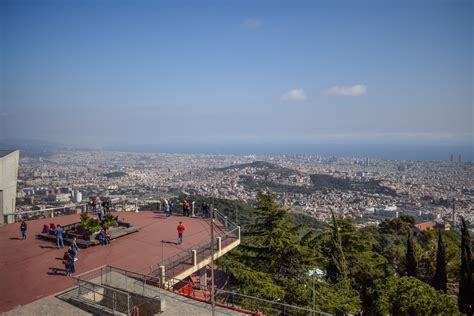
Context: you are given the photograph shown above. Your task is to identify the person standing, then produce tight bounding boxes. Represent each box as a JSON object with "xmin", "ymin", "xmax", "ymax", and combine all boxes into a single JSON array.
[
  {"xmin": 64, "ymin": 250, "xmax": 75, "ymax": 276},
  {"xmin": 177, "ymin": 221, "xmax": 185, "ymax": 244},
  {"xmin": 55, "ymin": 225, "xmax": 64, "ymax": 248},
  {"xmin": 20, "ymin": 221, "xmax": 27, "ymax": 240},
  {"xmin": 98, "ymin": 207, "xmax": 104, "ymax": 223},
  {"xmin": 164, "ymin": 199, "xmax": 170, "ymax": 218},
  {"xmin": 91, "ymin": 197, "xmax": 97, "ymax": 213},
  {"xmin": 184, "ymin": 200, "xmax": 190, "ymax": 216},
  {"xmin": 71, "ymin": 237, "xmax": 79, "ymax": 255},
  {"xmin": 169, "ymin": 201, "xmax": 174, "ymax": 217}
]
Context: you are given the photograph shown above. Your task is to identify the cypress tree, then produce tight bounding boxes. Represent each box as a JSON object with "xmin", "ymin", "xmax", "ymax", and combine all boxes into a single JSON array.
[
  {"xmin": 327, "ymin": 210, "xmax": 348, "ymax": 282},
  {"xmin": 433, "ymin": 229, "xmax": 447, "ymax": 293},
  {"xmin": 458, "ymin": 217, "xmax": 473, "ymax": 315},
  {"xmin": 405, "ymin": 232, "xmax": 418, "ymax": 278}
]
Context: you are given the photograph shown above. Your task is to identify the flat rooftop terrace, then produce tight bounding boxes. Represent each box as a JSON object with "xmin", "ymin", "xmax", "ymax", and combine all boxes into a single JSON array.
[{"xmin": 0, "ymin": 211, "xmax": 238, "ymax": 313}]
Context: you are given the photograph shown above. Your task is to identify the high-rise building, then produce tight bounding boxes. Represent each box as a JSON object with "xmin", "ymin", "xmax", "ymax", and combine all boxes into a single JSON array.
[
  {"xmin": 0, "ymin": 150, "xmax": 20, "ymax": 224},
  {"xmin": 458, "ymin": 154, "xmax": 461, "ymax": 163},
  {"xmin": 450, "ymin": 154, "xmax": 454, "ymax": 163}
]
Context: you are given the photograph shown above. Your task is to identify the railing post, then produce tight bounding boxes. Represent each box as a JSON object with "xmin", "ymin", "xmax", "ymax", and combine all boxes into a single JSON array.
[
  {"xmin": 224, "ymin": 216, "xmax": 228, "ymax": 227},
  {"xmin": 113, "ymin": 291, "xmax": 116, "ymax": 313},
  {"xmin": 217, "ymin": 237, "xmax": 222, "ymax": 254},
  {"xmin": 192, "ymin": 250, "xmax": 197, "ymax": 266},
  {"xmin": 237, "ymin": 226, "xmax": 241, "ymax": 240},
  {"xmin": 159, "ymin": 265, "xmax": 165, "ymax": 285}
]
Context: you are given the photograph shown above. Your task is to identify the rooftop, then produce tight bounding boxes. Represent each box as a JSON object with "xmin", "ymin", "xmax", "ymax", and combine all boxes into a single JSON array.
[
  {"xmin": 0, "ymin": 149, "xmax": 17, "ymax": 158},
  {"xmin": 0, "ymin": 211, "xmax": 238, "ymax": 313}
]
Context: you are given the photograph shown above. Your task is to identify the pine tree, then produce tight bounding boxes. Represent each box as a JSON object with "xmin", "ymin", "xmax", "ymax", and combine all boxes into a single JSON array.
[
  {"xmin": 327, "ymin": 210, "xmax": 348, "ymax": 282},
  {"xmin": 433, "ymin": 229, "xmax": 447, "ymax": 293},
  {"xmin": 405, "ymin": 233, "xmax": 418, "ymax": 278},
  {"xmin": 222, "ymin": 190, "xmax": 313, "ymax": 304},
  {"xmin": 458, "ymin": 217, "xmax": 473, "ymax": 315}
]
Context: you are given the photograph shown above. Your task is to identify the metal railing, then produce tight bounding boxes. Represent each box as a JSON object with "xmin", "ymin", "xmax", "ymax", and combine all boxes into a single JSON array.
[
  {"xmin": 148, "ymin": 211, "xmax": 240, "ymax": 279},
  {"xmin": 161, "ymin": 276, "xmax": 331, "ymax": 316},
  {"xmin": 215, "ymin": 209, "xmax": 239, "ymax": 231},
  {"xmin": 74, "ymin": 265, "xmax": 162, "ymax": 316},
  {"xmin": 4, "ymin": 204, "xmax": 87, "ymax": 223},
  {"xmin": 76, "ymin": 277, "xmax": 131, "ymax": 315},
  {"xmin": 213, "ymin": 288, "xmax": 331, "ymax": 316}
]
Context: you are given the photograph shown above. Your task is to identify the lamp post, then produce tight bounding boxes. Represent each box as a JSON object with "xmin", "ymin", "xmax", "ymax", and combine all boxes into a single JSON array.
[
  {"xmin": 312, "ymin": 275, "xmax": 316, "ymax": 316},
  {"xmin": 210, "ymin": 206, "xmax": 216, "ymax": 316},
  {"xmin": 308, "ymin": 269, "xmax": 320, "ymax": 316},
  {"xmin": 161, "ymin": 240, "xmax": 164, "ymax": 266}
]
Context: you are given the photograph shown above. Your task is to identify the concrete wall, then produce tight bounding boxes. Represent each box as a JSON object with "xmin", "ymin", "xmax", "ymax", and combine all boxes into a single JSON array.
[{"xmin": 0, "ymin": 150, "xmax": 20, "ymax": 224}]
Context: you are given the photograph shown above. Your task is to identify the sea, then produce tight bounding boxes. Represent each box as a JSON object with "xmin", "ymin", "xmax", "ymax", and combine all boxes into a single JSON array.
[{"xmin": 105, "ymin": 143, "xmax": 473, "ymax": 162}]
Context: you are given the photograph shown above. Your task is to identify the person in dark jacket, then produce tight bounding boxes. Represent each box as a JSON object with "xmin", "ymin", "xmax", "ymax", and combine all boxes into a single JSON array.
[
  {"xmin": 63, "ymin": 251, "xmax": 75, "ymax": 276},
  {"xmin": 20, "ymin": 221, "xmax": 27, "ymax": 240}
]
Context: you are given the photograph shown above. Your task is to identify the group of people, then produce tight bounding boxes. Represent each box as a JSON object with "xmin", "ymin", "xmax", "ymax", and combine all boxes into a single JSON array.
[
  {"xmin": 40, "ymin": 222, "xmax": 67, "ymax": 249},
  {"xmin": 161, "ymin": 198, "xmax": 218, "ymax": 245},
  {"xmin": 182, "ymin": 200, "xmax": 191, "ymax": 216},
  {"xmin": 20, "ymin": 221, "xmax": 77, "ymax": 276},
  {"xmin": 201, "ymin": 202, "xmax": 211, "ymax": 218},
  {"xmin": 90, "ymin": 197, "xmax": 112, "ymax": 215},
  {"xmin": 63, "ymin": 237, "xmax": 79, "ymax": 276},
  {"xmin": 162, "ymin": 198, "xmax": 214, "ymax": 219},
  {"xmin": 96, "ymin": 227, "xmax": 111, "ymax": 245},
  {"xmin": 163, "ymin": 199, "xmax": 174, "ymax": 218}
]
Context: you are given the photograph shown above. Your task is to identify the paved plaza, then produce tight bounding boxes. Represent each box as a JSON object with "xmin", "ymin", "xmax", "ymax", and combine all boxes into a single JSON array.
[{"xmin": 0, "ymin": 211, "xmax": 224, "ymax": 313}]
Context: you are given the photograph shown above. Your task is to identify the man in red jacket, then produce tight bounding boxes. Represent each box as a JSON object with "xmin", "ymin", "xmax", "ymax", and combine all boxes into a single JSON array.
[{"xmin": 177, "ymin": 221, "xmax": 185, "ymax": 244}]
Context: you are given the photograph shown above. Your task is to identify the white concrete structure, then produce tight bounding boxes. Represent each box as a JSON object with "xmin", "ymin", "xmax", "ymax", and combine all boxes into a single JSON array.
[
  {"xmin": 0, "ymin": 150, "xmax": 20, "ymax": 224},
  {"xmin": 75, "ymin": 191, "xmax": 82, "ymax": 203}
]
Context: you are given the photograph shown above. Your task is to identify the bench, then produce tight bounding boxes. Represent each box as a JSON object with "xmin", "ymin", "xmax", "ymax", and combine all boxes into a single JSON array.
[{"xmin": 37, "ymin": 226, "xmax": 141, "ymax": 248}]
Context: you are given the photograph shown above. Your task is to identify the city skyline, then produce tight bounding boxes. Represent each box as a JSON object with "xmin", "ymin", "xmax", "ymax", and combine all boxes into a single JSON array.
[{"xmin": 1, "ymin": 0, "xmax": 472, "ymax": 149}]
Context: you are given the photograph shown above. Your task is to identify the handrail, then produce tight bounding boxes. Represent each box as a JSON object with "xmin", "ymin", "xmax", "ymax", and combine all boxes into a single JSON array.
[
  {"xmin": 5, "ymin": 204, "xmax": 87, "ymax": 224},
  {"xmin": 160, "ymin": 276, "xmax": 331, "ymax": 316},
  {"xmin": 214, "ymin": 288, "xmax": 332, "ymax": 316},
  {"xmin": 17, "ymin": 203, "xmax": 87, "ymax": 214}
]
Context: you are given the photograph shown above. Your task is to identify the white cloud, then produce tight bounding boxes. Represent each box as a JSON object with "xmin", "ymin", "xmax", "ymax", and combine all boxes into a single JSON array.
[
  {"xmin": 282, "ymin": 89, "xmax": 307, "ymax": 102},
  {"xmin": 241, "ymin": 19, "xmax": 263, "ymax": 30},
  {"xmin": 325, "ymin": 84, "xmax": 367, "ymax": 96}
]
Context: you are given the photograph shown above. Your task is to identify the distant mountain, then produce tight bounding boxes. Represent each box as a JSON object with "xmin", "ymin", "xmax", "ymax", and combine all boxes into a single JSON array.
[
  {"xmin": 0, "ymin": 138, "xmax": 89, "ymax": 157},
  {"xmin": 221, "ymin": 160, "xmax": 397, "ymax": 196},
  {"xmin": 217, "ymin": 160, "xmax": 304, "ymax": 177}
]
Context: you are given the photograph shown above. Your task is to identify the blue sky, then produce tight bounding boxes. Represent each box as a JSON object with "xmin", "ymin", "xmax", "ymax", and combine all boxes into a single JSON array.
[{"xmin": 1, "ymin": 0, "xmax": 472, "ymax": 149}]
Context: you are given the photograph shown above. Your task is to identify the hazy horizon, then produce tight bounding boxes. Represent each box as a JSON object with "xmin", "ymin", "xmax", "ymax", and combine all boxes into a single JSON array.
[
  {"xmin": 1, "ymin": 137, "xmax": 472, "ymax": 161},
  {"xmin": 1, "ymin": 0, "xmax": 472, "ymax": 150}
]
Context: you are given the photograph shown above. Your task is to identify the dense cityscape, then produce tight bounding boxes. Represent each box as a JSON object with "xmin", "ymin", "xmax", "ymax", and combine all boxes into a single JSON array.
[{"xmin": 16, "ymin": 150, "xmax": 474, "ymax": 227}]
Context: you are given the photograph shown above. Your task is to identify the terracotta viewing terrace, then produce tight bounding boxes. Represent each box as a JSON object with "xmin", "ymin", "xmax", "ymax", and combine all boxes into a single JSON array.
[{"xmin": 0, "ymin": 210, "xmax": 240, "ymax": 313}]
